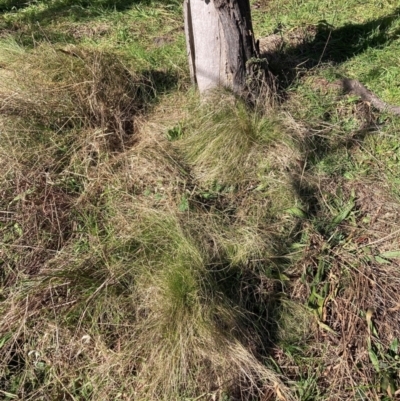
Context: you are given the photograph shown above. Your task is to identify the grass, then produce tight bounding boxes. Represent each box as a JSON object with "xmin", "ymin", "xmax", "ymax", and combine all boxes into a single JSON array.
[{"xmin": 1, "ymin": 0, "xmax": 400, "ymax": 400}]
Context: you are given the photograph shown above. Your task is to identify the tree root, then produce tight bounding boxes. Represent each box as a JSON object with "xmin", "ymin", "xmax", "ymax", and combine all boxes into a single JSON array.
[{"xmin": 341, "ymin": 78, "xmax": 400, "ymax": 116}]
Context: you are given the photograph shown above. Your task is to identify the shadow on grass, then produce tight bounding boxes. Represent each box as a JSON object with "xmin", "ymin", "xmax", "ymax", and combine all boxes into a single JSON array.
[
  {"xmin": 243, "ymin": 8, "xmax": 400, "ymax": 378},
  {"xmin": 263, "ymin": 7, "xmax": 400, "ymax": 213},
  {"xmin": 265, "ymin": 7, "xmax": 400, "ymax": 87},
  {"xmin": 0, "ymin": 0, "xmax": 151, "ymax": 13},
  {"xmin": 0, "ymin": 0, "xmax": 181, "ymax": 20}
]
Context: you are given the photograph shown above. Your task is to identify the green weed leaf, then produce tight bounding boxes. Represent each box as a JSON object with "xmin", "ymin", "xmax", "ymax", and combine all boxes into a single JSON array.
[
  {"xmin": 332, "ymin": 200, "xmax": 355, "ymax": 225},
  {"xmin": 390, "ymin": 338, "xmax": 399, "ymax": 354},
  {"xmin": 286, "ymin": 207, "xmax": 308, "ymax": 218},
  {"xmin": 368, "ymin": 348, "xmax": 380, "ymax": 372},
  {"xmin": 178, "ymin": 195, "xmax": 189, "ymax": 212},
  {"xmin": 0, "ymin": 334, "xmax": 10, "ymax": 349},
  {"xmin": 317, "ymin": 321, "xmax": 338, "ymax": 336},
  {"xmin": 374, "ymin": 255, "xmax": 390, "ymax": 265},
  {"xmin": 380, "ymin": 250, "xmax": 400, "ymax": 259}
]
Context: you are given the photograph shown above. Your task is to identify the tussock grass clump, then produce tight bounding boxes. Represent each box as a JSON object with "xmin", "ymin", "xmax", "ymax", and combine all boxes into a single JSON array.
[
  {"xmin": 0, "ymin": 195, "xmax": 292, "ymax": 400},
  {"xmin": 0, "ymin": 40, "xmax": 295, "ymax": 399},
  {"xmin": 177, "ymin": 92, "xmax": 301, "ymax": 231},
  {"xmin": 103, "ymin": 199, "xmax": 294, "ymax": 399},
  {"xmin": 111, "ymin": 208, "xmax": 240, "ymax": 397},
  {"xmin": 0, "ymin": 38, "xmax": 156, "ymax": 294},
  {"xmin": 181, "ymin": 92, "xmax": 284, "ymax": 186},
  {"xmin": 0, "ymin": 39, "xmax": 154, "ymax": 151}
]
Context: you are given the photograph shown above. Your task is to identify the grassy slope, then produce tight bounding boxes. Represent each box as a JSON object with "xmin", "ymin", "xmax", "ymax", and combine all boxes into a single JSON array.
[{"xmin": 1, "ymin": 0, "xmax": 400, "ymax": 400}]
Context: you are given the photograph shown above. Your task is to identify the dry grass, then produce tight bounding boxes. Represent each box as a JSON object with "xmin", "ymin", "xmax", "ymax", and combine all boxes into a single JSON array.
[
  {"xmin": 274, "ymin": 168, "xmax": 400, "ymax": 399},
  {"xmin": 0, "ymin": 39, "xmax": 298, "ymax": 400},
  {"xmin": 2, "ymin": 1, "xmax": 400, "ymax": 399},
  {"xmin": 0, "ymin": 39, "xmax": 154, "ymax": 152}
]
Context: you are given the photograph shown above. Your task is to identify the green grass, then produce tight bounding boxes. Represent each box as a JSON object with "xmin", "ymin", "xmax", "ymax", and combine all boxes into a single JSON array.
[{"xmin": 1, "ymin": 0, "xmax": 400, "ymax": 400}]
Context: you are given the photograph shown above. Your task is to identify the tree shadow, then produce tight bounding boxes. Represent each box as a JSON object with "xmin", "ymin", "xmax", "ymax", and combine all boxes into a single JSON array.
[
  {"xmin": 260, "ymin": 7, "xmax": 400, "ymax": 216},
  {"xmin": 250, "ymin": 8, "xmax": 400, "ymax": 376},
  {"xmin": 0, "ymin": 0, "xmax": 181, "ymax": 22},
  {"xmin": 0, "ymin": 0, "xmax": 148, "ymax": 14},
  {"xmin": 263, "ymin": 7, "xmax": 400, "ymax": 88}
]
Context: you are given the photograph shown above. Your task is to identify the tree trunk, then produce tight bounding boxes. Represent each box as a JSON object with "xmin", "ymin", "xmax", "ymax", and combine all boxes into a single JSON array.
[{"xmin": 184, "ymin": 0, "xmax": 270, "ymax": 98}]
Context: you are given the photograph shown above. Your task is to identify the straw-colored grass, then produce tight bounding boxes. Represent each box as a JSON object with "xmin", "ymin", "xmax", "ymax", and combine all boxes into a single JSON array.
[
  {"xmin": 0, "ymin": 39, "xmax": 296, "ymax": 400},
  {"xmin": 2, "ymin": 0, "xmax": 400, "ymax": 399}
]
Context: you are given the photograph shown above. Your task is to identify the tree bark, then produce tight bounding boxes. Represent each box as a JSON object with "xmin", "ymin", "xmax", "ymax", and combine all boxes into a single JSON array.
[{"xmin": 184, "ymin": 0, "xmax": 269, "ymax": 99}]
